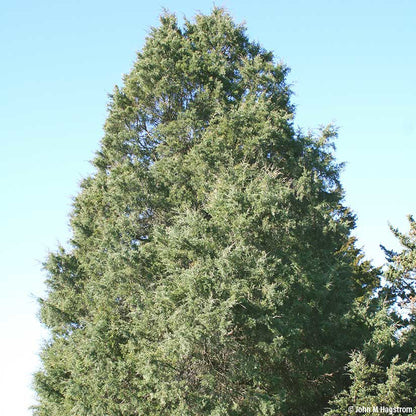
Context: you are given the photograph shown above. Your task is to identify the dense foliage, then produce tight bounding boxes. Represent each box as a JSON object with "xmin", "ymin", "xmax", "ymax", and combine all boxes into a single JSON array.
[
  {"xmin": 326, "ymin": 217, "xmax": 416, "ymax": 415},
  {"xmin": 34, "ymin": 9, "xmax": 410, "ymax": 416}
]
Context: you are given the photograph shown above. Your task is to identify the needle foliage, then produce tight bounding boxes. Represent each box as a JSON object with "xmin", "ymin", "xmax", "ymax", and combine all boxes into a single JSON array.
[
  {"xmin": 34, "ymin": 9, "xmax": 380, "ymax": 416},
  {"xmin": 326, "ymin": 217, "xmax": 416, "ymax": 415}
]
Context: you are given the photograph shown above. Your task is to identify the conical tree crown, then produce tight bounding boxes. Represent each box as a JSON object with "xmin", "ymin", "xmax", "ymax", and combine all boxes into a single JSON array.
[{"xmin": 34, "ymin": 9, "xmax": 378, "ymax": 416}]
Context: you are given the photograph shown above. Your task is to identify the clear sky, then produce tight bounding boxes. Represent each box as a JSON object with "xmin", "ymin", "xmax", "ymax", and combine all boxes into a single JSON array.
[{"xmin": 1, "ymin": 1, "xmax": 415, "ymax": 414}]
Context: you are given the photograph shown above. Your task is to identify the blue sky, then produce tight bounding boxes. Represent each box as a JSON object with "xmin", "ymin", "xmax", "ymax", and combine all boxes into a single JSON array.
[{"xmin": 1, "ymin": 1, "xmax": 415, "ymax": 414}]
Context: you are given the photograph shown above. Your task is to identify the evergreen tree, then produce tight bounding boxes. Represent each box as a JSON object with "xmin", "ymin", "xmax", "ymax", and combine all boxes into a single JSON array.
[
  {"xmin": 382, "ymin": 216, "xmax": 416, "ymax": 318},
  {"xmin": 325, "ymin": 218, "xmax": 416, "ymax": 415},
  {"xmin": 34, "ymin": 9, "xmax": 378, "ymax": 415}
]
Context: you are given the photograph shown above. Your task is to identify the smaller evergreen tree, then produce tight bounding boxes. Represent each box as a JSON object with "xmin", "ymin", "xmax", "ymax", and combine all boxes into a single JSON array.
[
  {"xmin": 325, "ymin": 217, "xmax": 416, "ymax": 415},
  {"xmin": 383, "ymin": 216, "xmax": 416, "ymax": 319}
]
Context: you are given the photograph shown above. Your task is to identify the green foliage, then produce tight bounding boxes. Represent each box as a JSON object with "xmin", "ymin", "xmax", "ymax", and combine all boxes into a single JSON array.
[
  {"xmin": 325, "ymin": 306, "xmax": 416, "ymax": 415},
  {"xmin": 382, "ymin": 216, "xmax": 416, "ymax": 319},
  {"xmin": 34, "ymin": 8, "xmax": 380, "ymax": 415},
  {"xmin": 326, "ymin": 218, "xmax": 416, "ymax": 415}
]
